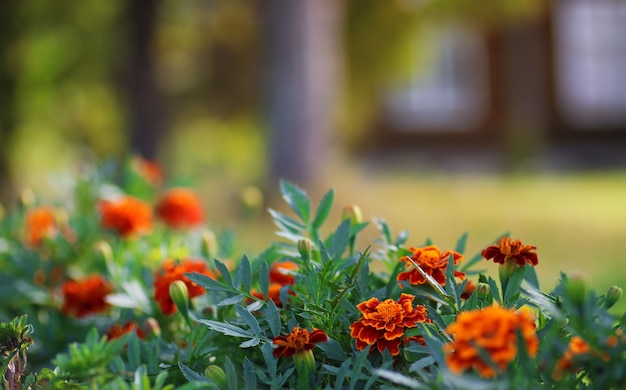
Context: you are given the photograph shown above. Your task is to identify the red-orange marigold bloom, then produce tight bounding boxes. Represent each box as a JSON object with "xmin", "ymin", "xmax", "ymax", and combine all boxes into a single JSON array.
[
  {"xmin": 272, "ymin": 326, "xmax": 328, "ymax": 358},
  {"xmin": 482, "ymin": 237, "xmax": 538, "ymax": 267},
  {"xmin": 153, "ymin": 259, "xmax": 216, "ymax": 315},
  {"xmin": 552, "ymin": 336, "xmax": 590, "ymax": 380},
  {"xmin": 99, "ymin": 196, "xmax": 152, "ymax": 238},
  {"xmin": 24, "ymin": 206, "xmax": 57, "ymax": 246},
  {"xmin": 155, "ymin": 188, "xmax": 205, "ymax": 229},
  {"xmin": 443, "ymin": 306, "xmax": 538, "ymax": 378},
  {"xmin": 105, "ymin": 321, "xmax": 146, "ymax": 341},
  {"xmin": 269, "ymin": 261, "xmax": 299, "ymax": 285},
  {"xmin": 350, "ymin": 293, "xmax": 431, "ymax": 356},
  {"xmin": 131, "ymin": 156, "xmax": 164, "ymax": 187},
  {"xmin": 397, "ymin": 246, "xmax": 465, "ymax": 286},
  {"xmin": 61, "ymin": 275, "xmax": 113, "ymax": 318},
  {"xmin": 250, "ymin": 283, "xmax": 295, "ymax": 308},
  {"xmin": 460, "ymin": 280, "xmax": 476, "ymax": 300}
]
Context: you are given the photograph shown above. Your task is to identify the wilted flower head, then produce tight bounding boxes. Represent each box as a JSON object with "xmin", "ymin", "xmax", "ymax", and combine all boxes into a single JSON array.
[
  {"xmin": 482, "ymin": 237, "xmax": 538, "ymax": 267},
  {"xmin": 155, "ymin": 188, "xmax": 205, "ymax": 229},
  {"xmin": 272, "ymin": 326, "xmax": 328, "ymax": 358},
  {"xmin": 397, "ymin": 246, "xmax": 465, "ymax": 287},
  {"xmin": 443, "ymin": 305, "xmax": 538, "ymax": 378},
  {"xmin": 350, "ymin": 293, "xmax": 430, "ymax": 356},
  {"xmin": 153, "ymin": 259, "xmax": 216, "ymax": 315},
  {"xmin": 61, "ymin": 275, "xmax": 113, "ymax": 318},
  {"xmin": 99, "ymin": 196, "xmax": 152, "ymax": 238},
  {"xmin": 105, "ymin": 321, "xmax": 146, "ymax": 341},
  {"xmin": 24, "ymin": 206, "xmax": 57, "ymax": 247}
]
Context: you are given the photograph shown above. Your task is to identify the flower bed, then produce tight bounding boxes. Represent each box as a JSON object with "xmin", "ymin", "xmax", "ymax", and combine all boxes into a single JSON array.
[{"xmin": 0, "ymin": 158, "xmax": 624, "ymax": 389}]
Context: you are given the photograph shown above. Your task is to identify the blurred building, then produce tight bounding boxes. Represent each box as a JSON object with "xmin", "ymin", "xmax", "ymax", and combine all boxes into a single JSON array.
[{"xmin": 370, "ymin": 0, "xmax": 626, "ymax": 170}]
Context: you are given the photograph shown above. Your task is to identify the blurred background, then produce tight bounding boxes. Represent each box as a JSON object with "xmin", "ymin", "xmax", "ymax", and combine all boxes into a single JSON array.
[{"xmin": 1, "ymin": 0, "xmax": 626, "ymax": 309}]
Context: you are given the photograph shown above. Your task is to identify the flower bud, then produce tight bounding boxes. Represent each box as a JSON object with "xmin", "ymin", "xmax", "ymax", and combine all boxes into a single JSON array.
[
  {"xmin": 498, "ymin": 258, "xmax": 518, "ymax": 292},
  {"xmin": 145, "ymin": 317, "xmax": 161, "ymax": 338},
  {"xmin": 204, "ymin": 365, "xmax": 227, "ymax": 389},
  {"xmin": 604, "ymin": 286, "xmax": 623, "ymax": 309},
  {"xmin": 94, "ymin": 241, "xmax": 113, "ymax": 264},
  {"xmin": 298, "ymin": 237, "xmax": 312, "ymax": 259},
  {"xmin": 202, "ymin": 229, "xmax": 219, "ymax": 259},
  {"xmin": 477, "ymin": 282, "xmax": 491, "ymax": 298},
  {"xmin": 564, "ymin": 273, "xmax": 586, "ymax": 306},
  {"xmin": 293, "ymin": 349, "xmax": 316, "ymax": 375},
  {"xmin": 342, "ymin": 204, "xmax": 362, "ymax": 225},
  {"xmin": 169, "ymin": 280, "xmax": 191, "ymax": 325},
  {"xmin": 19, "ymin": 188, "xmax": 35, "ymax": 208}
]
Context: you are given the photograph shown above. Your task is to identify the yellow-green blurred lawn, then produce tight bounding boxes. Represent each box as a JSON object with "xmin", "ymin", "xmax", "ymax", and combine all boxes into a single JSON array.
[{"xmin": 203, "ymin": 159, "xmax": 626, "ymax": 314}]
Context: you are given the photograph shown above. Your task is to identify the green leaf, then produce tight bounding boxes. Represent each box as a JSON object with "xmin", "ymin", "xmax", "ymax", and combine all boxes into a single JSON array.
[
  {"xmin": 317, "ymin": 337, "xmax": 347, "ymax": 361},
  {"xmin": 243, "ymin": 358, "xmax": 257, "ymax": 390},
  {"xmin": 224, "ymin": 355, "xmax": 238, "ymax": 390},
  {"xmin": 239, "ymin": 338, "xmax": 260, "ymax": 348},
  {"xmin": 404, "ymin": 257, "xmax": 450, "ymax": 299},
  {"xmin": 187, "ymin": 273, "xmax": 237, "ymax": 293},
  {"xmin": 375, "ymin": 219, "xmax": 393, "ymax": 244},
  {"xmin": 178, "ymin": 362, "xmax": 212, "ymax": 383},
  {"xmin": 269, "ymin": 209, "xmax": 306, "ymax": 236},
  {"xmin": 331, "ymin": 219, "xmax": 352, "ymax": 260},
  {"xmin": 216, "ymin": 294, "xmax": 244, "ymax": 307},
  {"xmin": 312, "ymin": 189, "xmax": 334, "ymax": 230},
  {"xmin": 214, "ymin": 259, "xmax": 233, "ymax": 288},
  {"xmin": 264, "ymin": 299, "xmax": 281, "ymax": 338},
  {"xmin": 280, "ymin": 180, "xmax": 311, "ymax": 224},
  {"xmin": 455, "ymin": 232, "xmax": 469, "ymax": 254},
  {"xmin": 504, "ymin": 266, "xmax": 525, "ymax": 306},
  {"xmin": 374, "ymin": 369, "xmax": 424, "ymax": 389},
  {"xmin": 235, "ymin": 304, "xmax": 261, "ymax": 336},
  {"xmin": 197, "ymin": 320, "xmax": 254, "ymax": 339},
  {"xmin": 239, "ymin": 255, "xmax": 252, "ymax": 293},
  {"xmin": 259, "ymin": 262, "xmax": 269, "ymax": 300},
  {"xmin": 127, "ymin": 332, "xmax": 141, "ymax": 371},
  {"xmin": 488, "ymin": 276, "xmax": 502, "ymax": 305},
  {"xmin": 331, "ymin": 359, "xmax": 352, "ymax": 390}
]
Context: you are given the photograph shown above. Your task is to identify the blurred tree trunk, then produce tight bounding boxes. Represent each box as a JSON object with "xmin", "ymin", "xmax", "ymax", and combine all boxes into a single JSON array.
[
  {"xmin": 0, "ymin": 2, "xmax": 18, "ymax": 206},
  {"xmin": 260, "ymin": 0, "xmax": 342, "ymax": 188},
  {"xmin": 127, "ymin": 0, "xmax": 167, "ymax": 160}
]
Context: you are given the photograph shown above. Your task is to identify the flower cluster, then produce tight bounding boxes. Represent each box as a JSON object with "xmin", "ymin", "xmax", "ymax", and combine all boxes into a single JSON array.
[{"xmin": 61, "ymin": 275, "xmax": 114, "ymax": 318}]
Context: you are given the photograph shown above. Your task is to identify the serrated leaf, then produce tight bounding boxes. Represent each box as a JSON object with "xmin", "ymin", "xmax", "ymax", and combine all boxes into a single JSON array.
[
  {"xmin": 316, "ymin": 337, "xmax": 347, "ymax": 361},
  {"xmin": 239, "ymin": 338, "xmax": 260, "ymax": 348},
  {"xmin": 455, "ymin": 232, "xmax": 469, "ymax": 254},
  {"xmin": 374, "ymin": 369, "xmax": 424, "ymax": 389},
  {"xmin": 264, "ymin": 300, "xmax": 281, "ymax": 338},
  {"xmin": 331, "ymin": 219, "xmax": 352, "ymax": 260},
  {"xmin": 235, "ymin": 305, "xmax": 261, "ymax": 336},
  {"xmin": 224, "ymin": 356, "xmax": 238, "ymax": 390},
  {"xmin": 268, "ymin": 209, "xmax": 306, "ymax": 234},
  {"xmin": 214, "ymin": 259, "xmax": 233, "ymax": 288},
  {"xmin": 312, "ymin": 189, "xmax": 334, "ymax": 229},
  {"xmin": 216, "ymin": 294, "xmax": 244, "ymax": 307},
  {"xmin": 488, "ymin": 276, "xmax": 502, "ymax": 305},
  {"xmin": 197, "ymin": 320, "xmax": 254, "ymax": 339},
  {"xmin": 178, "ymin": 362, "xmax": 212, "ymax": 383},
  {"xmin": 186, "ymin": 273, "xmax": 237, "ymax": 293},
  {"xmin": 280, "ymin": 180, "xmax": 311, "ymax": 224}
]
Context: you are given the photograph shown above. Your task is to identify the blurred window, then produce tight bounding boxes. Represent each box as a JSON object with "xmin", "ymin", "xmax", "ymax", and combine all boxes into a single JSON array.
[
  {"xmin": 383, "ymin": 25, "xmax": 489, "ymax": 133},
  {"xmin": 553, "ymin": 0, "xmax": 626, "ymax": 128}
]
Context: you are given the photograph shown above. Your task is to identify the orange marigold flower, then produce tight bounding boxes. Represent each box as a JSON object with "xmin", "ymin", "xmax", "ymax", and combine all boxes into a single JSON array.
[
  {"xmin": 155, "ymin": 188, "xmax": 205, "ymax": 229},
  {"xmin": 460, "ymin": 280, "xmax": 476, "ymax": 300},
  {"xmin": 153, "ymin": 259, "xmax": 216, "ymax": 315},
  {"xmin": 397, "ymin": 246, "xmax": 465, "ymax": 286},
  {"xmin": 350, "ymin": 293, "xmax": 431, "ymax": 356},
  {"xmin": 131, "ymin": 156, "xmax": 164, "ymax": 187},
  {"xmin": 99, "ymin": 196, "xmax": 152, "ymax": 238},
  {"xmin": 552, "ymin": 336, "xmax": 590, "ymax": 380},
  {"xmin": 250, "ymin": 283, "xmax": 295, "ymax": 308},
  {"xmin": 61, "ymin": 275, "xmax": 114, "ymax": 318},
  {"xmin": 269, "ymin": 261, "xmax": 299, "ymax": 285},
  {"xmin": 24, "ymin": 206, "xmax": 57, "ymax": 246},
  {"xmin": 272, "ymin": 326, "xmax": 328, "ymax": 358},
  {"xmin": 105, "ymin": 321, "xmax": 146, "ymax": 341},
  {"xmin": 443, "ymin": 306, "xmax": 538, "ymax": 378},
  {"xmin": 482, "ymin": 237, "xmax": 538, "ymax": 266}
]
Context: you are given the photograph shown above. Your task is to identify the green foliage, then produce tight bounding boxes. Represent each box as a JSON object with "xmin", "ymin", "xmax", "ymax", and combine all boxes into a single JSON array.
[{"xmin": 0, "ymin": 160, "xmax": 624, "ymax": 388}]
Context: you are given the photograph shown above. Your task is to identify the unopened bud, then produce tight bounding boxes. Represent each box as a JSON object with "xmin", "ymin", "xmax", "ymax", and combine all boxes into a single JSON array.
[
  {"xmin": 605, "ymin": 286, "xmax": 623, "ymax": 309},
  {"xmin": 145, "ymin": 317, "xmax": 161, "ymax": 338},
  {"xmin": 342, "ymin": 204, "xmax": 362, "ymax": 225},
  {"xmin": 293, "ymin": 349, "xmax": 316, "ymax": 375},
  {"xmin": 169, "ymin": 280, "xmax": 191, "ymax": 324},
  {"xmin": 204, "ymin": 365, "xmax": 227, "ymax": 389},
  {"xmin": 94, "ymin": 241, "xmax": 113, "ymax": 264},
  {"xmin": 202, "ymin": 229, "xmax": 219, "ymax": 259},
  {"xmin": 564, "ymin": 273, "xmax": 586, "ymax": 306},
  {"xmin": 477, "ymin": 282, "xmax": 490, "ymax": 298},
  {"xmin": 298, "ymin": 237, "xmax": 312, "ymax": 259},
  {"xmin": 19, "ymin": 188, "xmax": 35, "ymax": 208}
]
